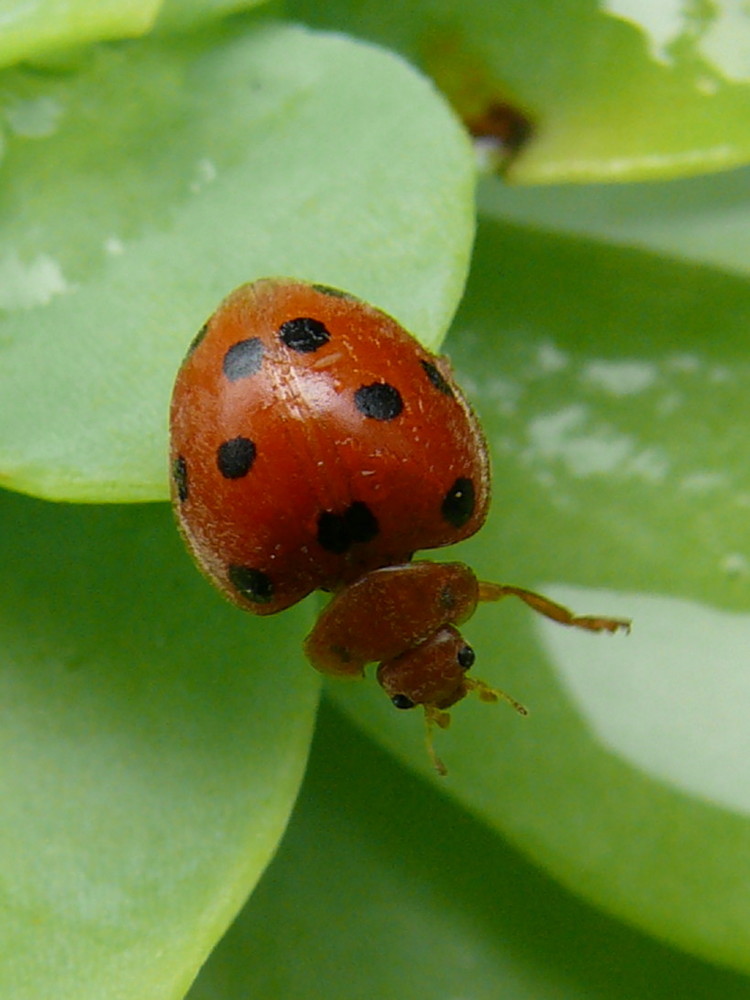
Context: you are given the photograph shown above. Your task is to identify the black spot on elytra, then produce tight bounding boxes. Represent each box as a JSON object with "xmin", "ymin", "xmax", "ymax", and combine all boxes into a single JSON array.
[
  {"xmin": 441, "ymin": 477, "xmax": 475, "ymax": 528},
  {"xmin": 172, "ymin": 455, "xmax": 189, "ymax": 502},
  {"xmin": 354, "ymin": 382, "xmax": 403, "ymax": 421},
  {"xmin": 421, "ymin": 359, "xmax": 454, "ymax": 397},
  {"xmin": 223, "ymin": 338, "xmax": 264, "ymax": 381},
  {"xmin": 217, "ymin": 437, "xmax": 256, "ymax": 479},
  {"xmin": 317, "ymin": 501, "xmax": 379, "ymax": 554},
  {"xmin": 279, "ymin": 317, "xmax": 330, "ymax": 353},
  {"xmin": 228, "ymin": 565, "xmax": 274, "ymax": 605}
]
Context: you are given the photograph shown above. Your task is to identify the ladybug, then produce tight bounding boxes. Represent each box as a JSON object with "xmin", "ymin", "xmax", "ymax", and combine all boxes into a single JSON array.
[{"xmin": 170, "ymin": 279, "xmax": 629, "ymax": 773}]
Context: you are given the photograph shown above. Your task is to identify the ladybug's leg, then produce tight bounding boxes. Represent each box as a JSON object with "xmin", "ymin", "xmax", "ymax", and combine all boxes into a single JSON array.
[
  {"xmin": 423, "ymin": 705, "xmax": 451, "ymax": 776},
  {"xmin": 477, "ymin": 582, "xmax": 631, "ymax": 635},
  {"xmin": 422, "ymin": 684, "xmax": 527, "ymax": 777}
]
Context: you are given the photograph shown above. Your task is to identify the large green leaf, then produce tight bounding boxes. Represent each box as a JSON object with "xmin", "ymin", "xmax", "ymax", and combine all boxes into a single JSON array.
[
  {"xmin": 188, "ymin": 703, "xmax": 750, "ymax": 1000},
  {"xmin": 0, "ymin": 489, "xmax": 318, "ymax": 1000},
  {"xmin": 331, "ymin": 215, "xmax": 750, "ymax": 973},
  {"xmin": 288, "ymin": 0, "xmax": 750, "ymax": 183},
  {"xmin": 0, "ymin": 20, "xmax": 474, "ymax": 502}
]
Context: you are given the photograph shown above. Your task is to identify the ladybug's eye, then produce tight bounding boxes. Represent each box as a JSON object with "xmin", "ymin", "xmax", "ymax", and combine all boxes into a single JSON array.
[
  {"xmin": 457, "ymin": 644, "xmax": 475, "ymax": 670},
  {"xmin": 391, "ymin": 694, "xmax": 416, "ymax": 710}
]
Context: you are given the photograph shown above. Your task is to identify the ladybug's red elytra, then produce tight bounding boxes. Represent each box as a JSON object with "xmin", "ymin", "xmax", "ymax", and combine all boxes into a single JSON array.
[{"xmin": 170, "ymin": 279, "xmax": 629, "ymax": 774}]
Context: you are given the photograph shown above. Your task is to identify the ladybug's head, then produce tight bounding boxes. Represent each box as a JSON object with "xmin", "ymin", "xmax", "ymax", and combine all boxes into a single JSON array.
[
  {"xmin": 376, "ymin": 625, "xmax": 475, "ymax": 712},
  {"xmin": 376, "ymin": 625, "xmax": 527, "ymax": 775}
]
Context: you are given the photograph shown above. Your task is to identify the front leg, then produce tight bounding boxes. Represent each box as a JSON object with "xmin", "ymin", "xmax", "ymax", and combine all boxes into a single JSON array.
[{"xmin": 477, "ymin": 582, "xmax": 631, "ymax": 635}]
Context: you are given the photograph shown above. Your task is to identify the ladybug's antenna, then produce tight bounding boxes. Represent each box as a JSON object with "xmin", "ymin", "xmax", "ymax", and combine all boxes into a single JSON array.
[
  {"xmin": 465, "ymin": 676, "xmax": 529, "ymax": 715},
  {"xmin": 477, "ymin": 582, "xmax": 631, "ymax": 635}
]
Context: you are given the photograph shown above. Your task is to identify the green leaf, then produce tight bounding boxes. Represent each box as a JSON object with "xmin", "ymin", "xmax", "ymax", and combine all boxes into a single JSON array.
[
  {"xmin": 0, "ymin": 488, "xmax": 319, "ymax": 1000},
  {"xmin": 478, "ymin": 166, "xmax": 750, "ymax": 276},
  {"xmin": 0, "ymin": 21, "xmax": 474, "ymax": 503},
  {"xmin": 331, "ymin": 215, "xmax": 750, "ymax": 973},
  {"xmin": 188, "ymin": 703, "xmax": 750, "ymax": 1000},
  {"xmin": 0, "ymin": 0, "xmax": 160, "ymax": 69},
  {"xmin": 288, "ymin": 0, "xmax": 750, "ymax": 183}
]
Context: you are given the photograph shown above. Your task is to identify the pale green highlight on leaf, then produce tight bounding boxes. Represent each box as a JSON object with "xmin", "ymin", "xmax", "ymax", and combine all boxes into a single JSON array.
[
  {"xmin": 479, "ymin": 166, "xmax": 750, "ymax": 276},
  {"xmin": 0, "ymin": 0, "xmax": 161, "ymax": 69}
]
